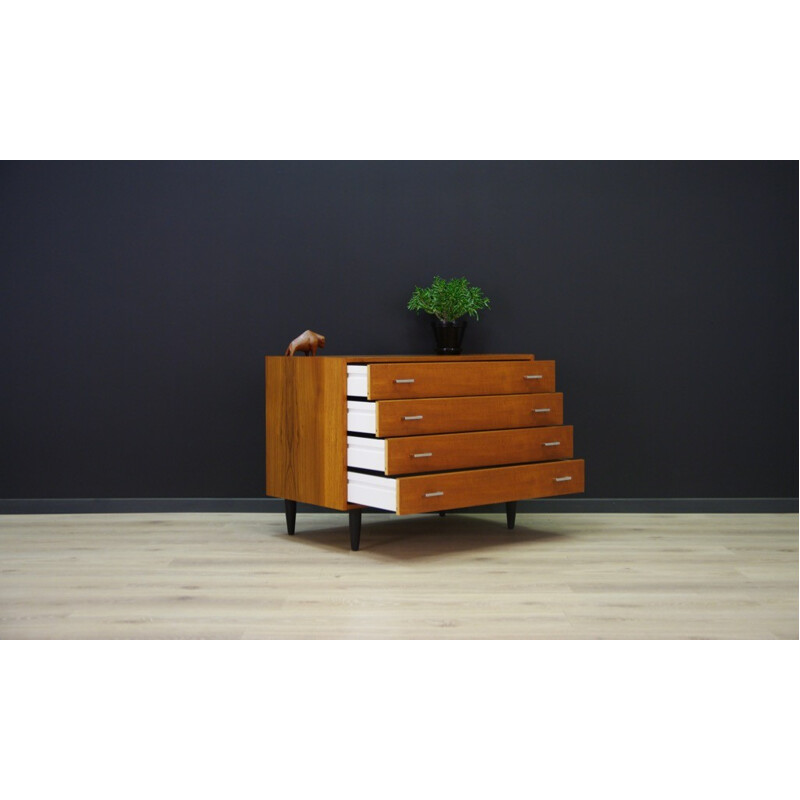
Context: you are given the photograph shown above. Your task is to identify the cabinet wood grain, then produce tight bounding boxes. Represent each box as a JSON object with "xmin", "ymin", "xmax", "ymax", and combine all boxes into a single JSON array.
[{"xmin": 266, "ymin": 357, "xmax": 352, "ymax": 511}]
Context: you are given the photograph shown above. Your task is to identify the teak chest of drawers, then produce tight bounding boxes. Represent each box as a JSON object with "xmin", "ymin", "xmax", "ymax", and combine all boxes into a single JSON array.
[{"xmin": 265, "ymin": 354, "xmax": 584, "ymax": 550}]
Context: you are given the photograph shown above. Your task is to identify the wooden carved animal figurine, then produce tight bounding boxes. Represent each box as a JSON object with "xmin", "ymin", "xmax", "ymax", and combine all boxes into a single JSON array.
[{"xmin": 285, "ymin": 329, "xmax": 326, "ymax": 357}]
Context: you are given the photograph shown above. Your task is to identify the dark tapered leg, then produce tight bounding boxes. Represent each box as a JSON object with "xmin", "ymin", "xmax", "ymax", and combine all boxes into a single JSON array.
[
  {"xmin": 349, "ymin": 510, "xmax": 362, "ymax": 551},
  {"xmin": 506, "ymin": 501, "xmax": 517, "ymax": 530},
  {"xmin": 285, "ymin": 499, "xmax": 297, "ymax": 535},
  {"xmin": 439, "ymin": 511, "xmax": 446, "ymax": 517}
]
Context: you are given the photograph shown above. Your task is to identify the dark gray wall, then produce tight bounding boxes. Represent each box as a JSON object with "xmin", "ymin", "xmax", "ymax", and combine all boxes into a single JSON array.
[{"xmin": 1, "ymin": 161, "xmax": 797, "ymax": 501}]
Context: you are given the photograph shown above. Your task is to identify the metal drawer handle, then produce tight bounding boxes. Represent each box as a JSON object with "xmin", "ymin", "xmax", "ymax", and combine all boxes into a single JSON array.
[
  {"xmin": 554, "ymin": 476, "xmax": 573, "ymax": 482},
  {"xmin": 524, "ymin": 374, "xmax": 543, "ymax": 379},
  {"xmin": 533, "ymin": 408, "xmax": 551, "ymax": 413},
  {"xmin": 543, "ymin": 441, "xmax": 561, "ymax": 447},
  {"xmin": 403, "ymin": 415, "xmax": 423, "ymax": 420},
  {"xmin": 424, "ymin": 491, "xmax": 444, "ymax": 498},
  {"xmin": 394, "ymin": 378, "xmax": 415, "ymax": 384},
  {"xmin": 413, "ymin": 452, "xmax": 433, "ymax": 458}
]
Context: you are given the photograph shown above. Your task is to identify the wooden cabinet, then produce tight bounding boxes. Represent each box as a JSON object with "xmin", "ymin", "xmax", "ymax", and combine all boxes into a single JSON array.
[{"xmin": 265, "ymin": 354, "xmax": 584, "ymax": 550}]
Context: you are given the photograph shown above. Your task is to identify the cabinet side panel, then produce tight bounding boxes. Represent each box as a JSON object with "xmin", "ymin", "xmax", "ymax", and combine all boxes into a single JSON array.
[{"xmin": 266, "ymin": 357, "xmax": 349, "ymax": 510}]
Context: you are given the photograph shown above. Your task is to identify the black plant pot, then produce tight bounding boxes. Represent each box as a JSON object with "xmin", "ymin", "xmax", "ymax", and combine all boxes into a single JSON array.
[{"xmin": 432, "ymin": 319, "xmax": 467, "ymax": 355}]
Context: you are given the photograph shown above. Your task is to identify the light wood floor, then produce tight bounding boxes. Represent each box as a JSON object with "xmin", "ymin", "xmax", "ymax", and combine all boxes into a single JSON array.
[{"xmin": 0, "ymin": 512, "xmax": 796, "ymax": 639}]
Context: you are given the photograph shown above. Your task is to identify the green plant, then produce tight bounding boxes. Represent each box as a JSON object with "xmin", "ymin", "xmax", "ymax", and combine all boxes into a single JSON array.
[{"xmin": 407, "ymin": 276, "xmax": 491, "ymax": 322}]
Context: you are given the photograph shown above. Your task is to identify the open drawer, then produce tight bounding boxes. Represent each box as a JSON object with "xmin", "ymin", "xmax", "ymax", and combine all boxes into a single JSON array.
[
  {"xmin": 347, "ymin": 426, "xmax": 574, "ymax": 475},
  {"xmin": 347, "ymin": 360, "xmax": 555, "ymax": 399},
  {"xmin": 347, "ymin": 393, "xmax": 563, "ymax": 436},
  {"xmin": 347, "ymin": 459, "xmax": 585, "ymax": 514}
]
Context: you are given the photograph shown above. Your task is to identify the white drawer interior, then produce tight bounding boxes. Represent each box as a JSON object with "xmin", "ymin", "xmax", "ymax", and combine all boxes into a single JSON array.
[
  {"xmin": 347, "ymin": 471, "xmax": 397, "ymax": 511},
  {"xmin": 347, "ymin": 400, "xmax": 376, "ymax": 434},
  {"xmin": 347, "ymin": 436, "xmax": 386, "ymax": 471},
  {"xmin": 347, "ymin": 365, "xmax": 368, "ymax": 397}
]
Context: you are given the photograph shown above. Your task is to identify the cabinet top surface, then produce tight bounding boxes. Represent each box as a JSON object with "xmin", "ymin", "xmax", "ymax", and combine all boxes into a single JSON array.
[{"xmin": 265, "ymin": 354, "xmax": 535, "ymax": 363}]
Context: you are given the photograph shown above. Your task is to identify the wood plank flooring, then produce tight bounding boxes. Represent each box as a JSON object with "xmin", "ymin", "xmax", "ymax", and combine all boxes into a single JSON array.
[{"xmin": 0, "ymin": 512, "xmax": 796, "ymax": 639}]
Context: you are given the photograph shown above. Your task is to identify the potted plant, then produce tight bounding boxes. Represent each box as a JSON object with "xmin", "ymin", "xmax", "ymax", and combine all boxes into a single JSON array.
[{"xmin": 407, "ymin": 276, "xmax": 490, "ymax": 355}]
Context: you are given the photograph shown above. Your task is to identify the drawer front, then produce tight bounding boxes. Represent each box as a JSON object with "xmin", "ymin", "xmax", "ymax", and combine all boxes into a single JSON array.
[
  {"xmin": 395, "ymin": 459, "xmax": 585, "ymax": 514},
  {"xmin": 384, "ymin": 426, "xmax": 573, "ymax": 475},
  {"xmin": 375, "ymin": 393, "xmax": 563, "ymax": 437},
  {"xmin": 366, "ymin": 360, "xmax": 555, "ymax": 400}
]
